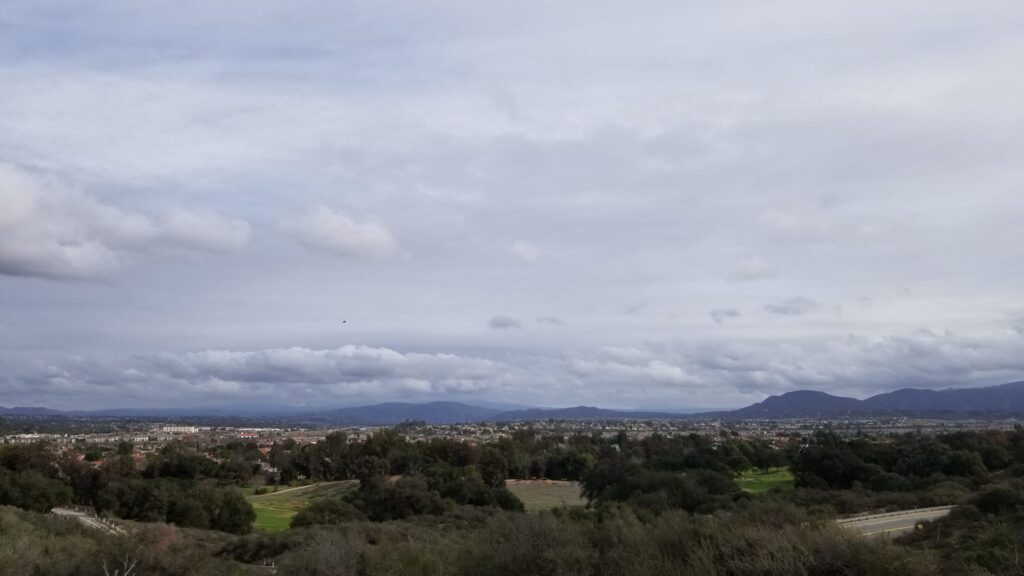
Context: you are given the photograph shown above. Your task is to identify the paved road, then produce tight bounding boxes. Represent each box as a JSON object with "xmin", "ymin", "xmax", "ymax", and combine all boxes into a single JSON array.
[
  {"xmin": 52, "ymin": 507, "xmax": 125, "ymax": 536},
  {"xmin": 836, "ymin": 506, "xmax": 954, "ymax": 538}
]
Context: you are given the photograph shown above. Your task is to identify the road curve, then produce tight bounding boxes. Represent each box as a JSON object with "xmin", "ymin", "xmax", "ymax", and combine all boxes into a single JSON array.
[{"xmin": 836, "ymin": 506, "xmax": 954, "ymax": 538}]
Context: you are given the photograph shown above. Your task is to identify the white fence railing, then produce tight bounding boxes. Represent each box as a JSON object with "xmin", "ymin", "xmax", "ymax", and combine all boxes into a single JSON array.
[{"xmin": 833, "ymin": 505, "xmax": 955, "ymax": 525}]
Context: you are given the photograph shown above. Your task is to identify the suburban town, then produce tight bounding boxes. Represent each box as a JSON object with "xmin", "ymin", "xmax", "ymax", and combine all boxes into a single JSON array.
[{"xmin": 6, "ymin": 413, "xmax": 1022, "ymax": 453}]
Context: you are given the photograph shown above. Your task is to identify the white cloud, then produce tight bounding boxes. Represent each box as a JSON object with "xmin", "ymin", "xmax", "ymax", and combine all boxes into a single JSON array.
[
  {"xmin": 756, "ymin": 209, "xmax": 830, "ymax": 242},
  {"xmin": 160, "ymin": 209, "xmax": 251, "ymax": 252},
  {"xmin": 569, "ymin": 352, "xmax": 698, "ymax": 388},
  {"xmin": 282, "ymin": 206, "xmax": 398, "ymax": 260},
  {"xmin": 599, "ymin": 347, "xmax": 656, "ymax": 364},
  {"xmin": 727, "ymin": 257, "xmax": 777, "ymax": 282},
  {"xmin": 510, "ymin": 240, "xmax": 539, "ymax": 264},
  {"xmin": 0, "ymin": 163, "xmax": 249, "ymax": 279}
]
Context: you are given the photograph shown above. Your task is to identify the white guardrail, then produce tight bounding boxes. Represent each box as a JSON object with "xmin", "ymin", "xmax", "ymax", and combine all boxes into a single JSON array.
[
  {"xmin": 51, "ymin": 507, "xmax": 127, "ymax": 536},
  {"xmin": 833, "ymin": 505, "xmax": 955, "ymax": 525}
]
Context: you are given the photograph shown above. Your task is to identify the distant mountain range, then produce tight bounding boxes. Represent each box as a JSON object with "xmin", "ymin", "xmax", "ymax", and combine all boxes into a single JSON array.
[
  {"xmin": 492, "ymin": 406, "xmax": 691, "ymax": 422},
  {"xmin": 0, "ymin": 401, "xmax": 692, "ymax": 424},
  {"xmin": 299, "ymin": 402, "xmax": 503, "ymax": 426},
  {"xmin": 5, "ymin": 380, "xmax": 1024, "ymax": 424},
  {"xmin": 721, "ymin": 390, "xmax": 862, "ymax": 419},
  {"xmin": 721, "ymin": 380, "xmax": 1024, "ymax": 419},
  {"xmin": 285, "ymin": 403, "xmax": 694, "ymax": 425},
  {"xmin": 0, "ymin": 406, "xmax": 64, "ymax": 416}
]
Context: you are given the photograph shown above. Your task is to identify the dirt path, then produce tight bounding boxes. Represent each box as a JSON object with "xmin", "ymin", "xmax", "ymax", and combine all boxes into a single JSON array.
[{"xmin": 248, "ymin": 480, "xmax": 347, "ymax": 499}]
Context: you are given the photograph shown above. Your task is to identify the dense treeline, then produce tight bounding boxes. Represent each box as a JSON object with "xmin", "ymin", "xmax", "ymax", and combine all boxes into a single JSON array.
[
  {"xmin": 2, "ymin": 425, "xmax": 785, "ymax": 535},
  {"xmin": 270, "ymin": 428, "xmax": 783, "ymax": 487},
  {"xmin": 8, "ymin": 423, "xmax": 1024, "ymax": 574},
  {"xmin": 10, "ymin": 424, "xmax": 1023, "ymax": 534},
  {"xmin": 0, "ymin": 441, "xmax": 256, "ymax": 533},
  {"xmin": 790, "ymin": 429, "xmax": 1024, "ymax": 493},
  {"xmin": 271, "ymin": 428, "xmax": 786, "ymax": 525}
]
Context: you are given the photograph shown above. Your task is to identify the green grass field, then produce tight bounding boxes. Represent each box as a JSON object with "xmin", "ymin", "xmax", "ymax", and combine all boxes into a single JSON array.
[
  {"xmin": 506, "ymin": 480, "xmax": 587, "ymax": 512},
  {"xmin": 247, "ymin": 481, "xmax": 357, "ymax": 531},
  {"xmin": 737, "ymin": 467, "xmax": 794, "ymax": 493},
  {"xmin": 249, "ymin": 479, "xmax": 585, "ymax": 529}
]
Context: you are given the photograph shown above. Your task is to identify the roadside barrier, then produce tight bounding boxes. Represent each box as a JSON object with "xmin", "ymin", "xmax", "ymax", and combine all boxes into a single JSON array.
[{"xmin": 833, "ymin": 505, "xmax": 955, "ymax": 525}]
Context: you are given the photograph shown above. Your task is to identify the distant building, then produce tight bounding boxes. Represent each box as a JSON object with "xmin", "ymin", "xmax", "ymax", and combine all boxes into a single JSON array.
[
  {"xmin": 6, "ymin": 433, "xmax": 44, "ymax": 444},
  {"xmin": 160, "ymin": 426, "xmax": 198, "ymax": 434}
]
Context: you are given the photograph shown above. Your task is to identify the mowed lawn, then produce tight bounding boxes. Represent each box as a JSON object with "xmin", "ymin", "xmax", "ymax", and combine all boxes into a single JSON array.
[
  {"xmin": 249, "ymin": 479, "xmax": 585, "ymax": 529},
  {"xmin": 247, "ymin": 481, "xmax": 357, "ymax": 531},
  {"xmin": 737, "ymin": 468, "xmax": 794, "ymax": 493},
  {"xmin": 506, "ymin": 480, "xmax": 587, "ymax": 512}
]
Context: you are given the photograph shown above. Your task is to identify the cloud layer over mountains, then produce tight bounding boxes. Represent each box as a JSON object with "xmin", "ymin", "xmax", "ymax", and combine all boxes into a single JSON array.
[
  {"xmin": 6, "ymin": 326, "xmax": 1024, "ymax": 410},
  {"xmin": 2, "ymin": 1, "xmax": 1024, "ymax": 409}
]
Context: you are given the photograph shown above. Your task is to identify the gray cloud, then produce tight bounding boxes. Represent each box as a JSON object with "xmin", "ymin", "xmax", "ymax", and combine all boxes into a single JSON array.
[
  {"xmin": 148, "ymin": 346, "xmax": 503, "ymax": 394},
  {"xmin": 6, "ymin": 328, "xmax": 1024, "ymax": 410},
  {"xmin": 623, "ymin": 302, "xmax": 649, "ymax": 316},
  {"xmin": 710, "ymin": 308, "xmax": 741, "ymax": 324},
  {"xmin": 2, "ymin": 2, "xmax": 1024, "ymax": 408},
  {"xmin": 487, "ymin": 316, "xmax": 522, "ymax": 330},
  {"xmin": 536, "ymin": 316, "xmax": 564, "ymax": 325},
  {"xmin": 763, "ymin": 298, "xmax": 822, "ymax": 316},
  {"xmin": 0, "ymin": 162, "xmax": 249, "ymax": 279}
]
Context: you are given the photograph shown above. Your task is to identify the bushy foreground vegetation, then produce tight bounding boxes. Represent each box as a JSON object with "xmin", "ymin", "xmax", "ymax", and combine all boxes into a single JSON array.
[
  {"xmin": 0, "ymin": 441, "xmax": 256, "ymax": 533},
  {"xmin": 1, "ymin": 502, "xmax": 947, "ymax": 576},
  {"xmin": 5, "ymin": 424, "xmax": 1024, "ymax": 573}
]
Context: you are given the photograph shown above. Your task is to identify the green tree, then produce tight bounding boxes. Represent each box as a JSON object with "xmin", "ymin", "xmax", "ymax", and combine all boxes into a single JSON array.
[
  {"xmin": 211, "ymin": 488, "xmax": 256, "ymax": 534},
  {"xmin": 291, "ymin": 499, "xmax": 365, "ymax": 527},
  {"xmin": 479, "ymin": 447, "xmax": 509, "ymax": 487},
  {"xmin": 0, "ymin": 469, "xmax": 73, "ymax": 512}
]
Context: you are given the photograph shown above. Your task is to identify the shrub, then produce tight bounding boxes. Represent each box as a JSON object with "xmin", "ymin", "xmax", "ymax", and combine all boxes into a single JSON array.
[{"xmin": 292, "ymin": 499, "xmax": 366, "ymax": 528}]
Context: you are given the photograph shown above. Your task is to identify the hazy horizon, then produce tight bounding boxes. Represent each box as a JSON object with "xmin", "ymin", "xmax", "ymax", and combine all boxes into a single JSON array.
[
  {"xmin": 3, "ymin": 2, "xmax": 1024, "ymax": 411},
  {"xmin": 7, "ymin": 379, "xmax": 1024, "ymax": 414}
]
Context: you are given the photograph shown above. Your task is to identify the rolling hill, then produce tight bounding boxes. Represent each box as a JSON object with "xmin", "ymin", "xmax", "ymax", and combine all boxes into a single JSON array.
[
  {"xmin": 0, "ymin": 406, "xmax": 64, "ymax": 416},
  {"xmin": 297, "ymin": 401, "xmax": 502, "ymax": 425},
  {"xmin": 724, "ymin": 390, "xmax": 862, "ymax": 418},
  {"xmin": 718, "ymin": 381, "xmax": 1024, "ymax": 419},
  {"xmin": 494, "ymin": 406, "xmax": 691, "ymax": 421},
  {"xmin": 7, "ymin": 381, "xmax": 1024, "ymax": 424}
]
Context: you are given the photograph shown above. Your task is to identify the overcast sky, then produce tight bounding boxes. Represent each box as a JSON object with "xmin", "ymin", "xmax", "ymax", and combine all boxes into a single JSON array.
[{"xmin": 2, "ymin": 1, "xmax": 1024, "ymax": 411}]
